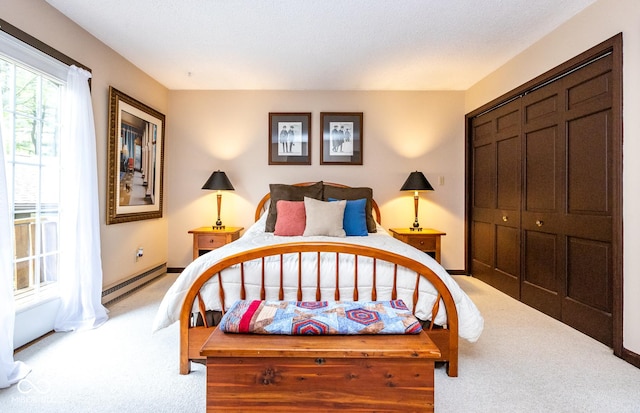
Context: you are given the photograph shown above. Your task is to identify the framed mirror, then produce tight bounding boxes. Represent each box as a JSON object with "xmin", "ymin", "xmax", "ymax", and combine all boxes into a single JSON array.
[{"xmin": 107, "ymin": 86, "xmax": 165, "ymax": 224}]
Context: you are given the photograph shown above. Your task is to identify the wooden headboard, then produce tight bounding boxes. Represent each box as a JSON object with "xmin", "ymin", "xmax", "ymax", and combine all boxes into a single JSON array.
[{"xmin": 254, "ymin": 182, "xmax": 382, "ymax": 224}]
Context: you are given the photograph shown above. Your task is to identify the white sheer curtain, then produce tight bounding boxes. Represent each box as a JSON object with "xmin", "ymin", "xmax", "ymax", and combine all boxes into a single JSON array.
[
  {"xmin": 0, "ymin": 104, "xmax": 31, "ymax": 388},
  {"xmin": 54, "ymin": 66, "xmax": 108, "ymax": 331}
]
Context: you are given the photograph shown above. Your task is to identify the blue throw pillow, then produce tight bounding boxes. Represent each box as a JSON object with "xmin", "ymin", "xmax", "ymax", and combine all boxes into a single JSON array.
[{"xmin": 329, "ymin": 198, "xmax": 368, "ymax": 236}]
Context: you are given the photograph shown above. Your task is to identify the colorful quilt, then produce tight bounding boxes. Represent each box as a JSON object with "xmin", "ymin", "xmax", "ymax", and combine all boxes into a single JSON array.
[{"xmin": 218, "ymin": 300, "xmax": 423, "ymax": 335}]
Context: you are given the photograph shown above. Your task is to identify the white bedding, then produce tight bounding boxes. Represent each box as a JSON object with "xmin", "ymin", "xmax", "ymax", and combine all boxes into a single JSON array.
[{"xmin": 152, "ymin": 214, "xmax": 484, "ymax": 342}]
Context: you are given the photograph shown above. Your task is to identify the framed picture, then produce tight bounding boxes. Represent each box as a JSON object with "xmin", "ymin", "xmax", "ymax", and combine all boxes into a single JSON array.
[
  {"xmin": 106, "ymin": 86, "xmax": 165, "ymax": 224},
  {"xmin": 268, "ymin": 112, "xmax": 311, "ymax": 165},
  {"xmin": 320, "ymin": 112, "xmax": 363, "ymax": 165}
]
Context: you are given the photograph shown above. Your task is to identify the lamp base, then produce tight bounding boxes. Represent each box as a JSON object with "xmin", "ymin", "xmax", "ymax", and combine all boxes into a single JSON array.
[
  {"xmin": 409, "ymin": 227, "xmax": 423, "ymax": 232},
  {"xmin": 212, "ymin": 224, "xmax": 226, "ymax": 230}
]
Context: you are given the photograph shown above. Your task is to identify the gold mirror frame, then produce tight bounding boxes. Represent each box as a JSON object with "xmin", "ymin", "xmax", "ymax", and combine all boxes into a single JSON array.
[{"xmin": 106, "ymin": 86, "xmax": 165, "ymax": 224}]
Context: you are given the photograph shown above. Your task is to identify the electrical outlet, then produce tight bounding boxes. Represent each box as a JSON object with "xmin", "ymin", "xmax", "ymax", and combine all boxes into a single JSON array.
[
  {"xmin": 439, "ymin": 176, "xmax": 445, "ymax": 186},
  {"xmin": 136, "ymin": 247, "xmax": 144, "ymax": 261}
]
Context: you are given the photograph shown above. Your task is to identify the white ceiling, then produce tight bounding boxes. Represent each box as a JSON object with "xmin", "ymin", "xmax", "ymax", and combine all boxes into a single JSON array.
[{"xmin": 45, "ymin": 0, "xmax": 596, "ymax": 91}]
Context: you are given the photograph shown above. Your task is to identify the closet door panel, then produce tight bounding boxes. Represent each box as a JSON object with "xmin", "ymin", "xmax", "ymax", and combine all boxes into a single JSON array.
[
  {"xmin": 473, "ymin": 143, "xmax": 495, "ymax": 209},
  {"xmin": 495, "ymin": 225, "xmax": 520, "ymax": 297},
  {"xmin": 560, "ymin": 55, "xmax": 614, "ymax": 345},
  {"xmin": 563, "ymin": 109, "xmax": 613, "ymax": 240},
  {"xmin": 566, "ymin": 237, "xmax": 611, "ymax": 311},
  {"xmin": 521, "ymin": 80, "xmax": 564, "ymax": 313},
  {"xmin": 524, "ymin": 127, "xmax": 559, "ymax": 212},
  {"xmin": 494, "ymin": 134, "xmax": 521, "ymax": 297},
  {"xmin": 470, "ymin": 99, "xmax": 521, "ymax": 298},
  {"xmin": 567, "ymin": 111, "xmax": 610, "ymax": 214},
  {"xmin": 471, "ymin": 220, "xmax": 495, "ymax": 285},
  {"xmin": 497, "ymin": 137, "xmax": 520, "ymax": 210},
  {"xmin": 525, "ymin": 93, "xmax": 559, "ymax": 124},
  {"xmin": 566, "ymin": 56, "xmax": 612, "ymax": 111},
  {"xmin": 522, "ymin": 230, "xmax": 561, "ymax": 318},
  {"xmin": 564, "ymin": 234, "xmax": 612, "ymax": 346}
]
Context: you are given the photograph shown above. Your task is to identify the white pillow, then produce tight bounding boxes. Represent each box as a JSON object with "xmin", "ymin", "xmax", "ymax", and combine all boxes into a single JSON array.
[{"xmin": 303, "ymin": 197, "xmax": 346, "ymax": 237}]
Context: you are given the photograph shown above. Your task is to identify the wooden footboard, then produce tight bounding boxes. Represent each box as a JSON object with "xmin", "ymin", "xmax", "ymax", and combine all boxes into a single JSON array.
[{"xmin": 179, "ymin": 242, "xmax": 459, "ymax": 377}]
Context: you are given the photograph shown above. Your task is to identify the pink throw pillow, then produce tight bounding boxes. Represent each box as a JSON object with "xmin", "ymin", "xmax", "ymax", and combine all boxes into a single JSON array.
[{"xmin": 274, "ymin": 200, "xmax": 306, "ymax": 236}]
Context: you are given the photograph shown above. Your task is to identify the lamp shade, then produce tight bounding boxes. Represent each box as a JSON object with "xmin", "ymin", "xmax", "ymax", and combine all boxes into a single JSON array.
[
  {"xmin": 400, "ymin": 171, "xmax": 434, "ymax": 191},
  {"xmin": 201, "ymin": 170, "xmax": 234, "ymax": 191}
]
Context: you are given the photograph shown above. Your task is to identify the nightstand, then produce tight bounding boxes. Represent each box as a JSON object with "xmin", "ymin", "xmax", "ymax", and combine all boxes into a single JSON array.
[
  {"xmin": 188, "ymin": 226, "xmax": 243, "ymax": 260},
  {"xmin": 389, "ymin": 228, "xmax": 446, "ymax": 264}
]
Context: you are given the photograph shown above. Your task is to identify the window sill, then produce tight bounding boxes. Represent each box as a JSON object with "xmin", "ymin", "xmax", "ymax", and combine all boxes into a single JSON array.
[{"xmin": 15, "ymin": 286, "xmax": 60, "ymax": 315}]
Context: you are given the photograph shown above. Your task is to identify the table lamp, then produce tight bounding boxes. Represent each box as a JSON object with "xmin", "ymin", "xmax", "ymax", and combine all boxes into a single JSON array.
[
  {"xmin": 201, "ymin": 170, "xmax": 234, "ymax": 229},
  {"xmin": 400, "ymin": 171, "xmax": 434, "ymax": 231}
]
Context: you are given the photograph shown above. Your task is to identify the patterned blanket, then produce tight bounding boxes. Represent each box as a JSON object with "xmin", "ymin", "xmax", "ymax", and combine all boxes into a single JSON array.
[{"xmin": 219, "ymin": 300, "xmax": 423, "ymax": 335}]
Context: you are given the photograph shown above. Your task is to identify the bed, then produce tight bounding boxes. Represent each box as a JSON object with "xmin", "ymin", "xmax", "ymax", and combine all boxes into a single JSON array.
[{"xmin": 152, "ymin": 182, "xmax": 484, "ymax": 379}]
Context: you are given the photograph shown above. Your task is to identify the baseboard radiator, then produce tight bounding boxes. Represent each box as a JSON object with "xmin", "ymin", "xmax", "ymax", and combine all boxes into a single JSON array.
[{"xmin": 102, "ymin": 263, "xmax": 167, "ymax": 306}]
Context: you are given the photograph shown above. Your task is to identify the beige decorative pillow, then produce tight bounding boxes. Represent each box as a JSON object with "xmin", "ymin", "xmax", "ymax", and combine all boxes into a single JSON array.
[{"xmin": 302, "ymin": 197, "xmax": 346, "ymax": 237}]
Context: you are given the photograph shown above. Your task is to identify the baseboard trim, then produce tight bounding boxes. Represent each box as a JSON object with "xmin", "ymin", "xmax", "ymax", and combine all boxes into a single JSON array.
[
  {"xmin": 448, "ymin": 269, "xmax": 467, "ymax": 275},
  {"xmin": 102, "ymin": 263, "xmax": 167, "ymax": 306},
  {"xmin": 622, "ymin": 347, "xmax": 640, "ymax": 369}
]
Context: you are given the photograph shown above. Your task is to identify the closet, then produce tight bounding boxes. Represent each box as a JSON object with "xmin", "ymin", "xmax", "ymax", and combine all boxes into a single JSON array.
[{"xmin": 466, "ymin": 34, "xmax": 622, "ymax": 349}]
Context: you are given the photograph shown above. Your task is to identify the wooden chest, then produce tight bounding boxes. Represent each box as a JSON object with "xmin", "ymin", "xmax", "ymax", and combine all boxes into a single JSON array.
[{"xmin": 200, "ymin": 328, "xmax": 441, "ymax": 412}]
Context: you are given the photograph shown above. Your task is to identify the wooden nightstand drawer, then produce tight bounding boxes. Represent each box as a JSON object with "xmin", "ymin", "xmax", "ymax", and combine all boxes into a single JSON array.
[
  {"xmin": 189, "ymin": 227, "xmax": 244, "ymax": 260},
  {"xmin": 405, "ymin": 236, "xmax": 437, "ymax": 251},
  {"xmin": 197, "ymin": 235, "xmax": 226, "ymax": 249},
  {"xmin": 388, "ymin": 228, "xmax": 446, "ymax": 264}
]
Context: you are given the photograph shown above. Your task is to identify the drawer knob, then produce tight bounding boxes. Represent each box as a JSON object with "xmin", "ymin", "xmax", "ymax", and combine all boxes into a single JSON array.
[
  {"xmin": 536, "ymin": 220, "xmax": 544, "ymax": 227},
  {"xmin": 419, "ymin": 240, "xmax": 424, "ymax": 245},
  {"xmin": 209, "ymin": 239, "xmax": 214, "ymax": 243},
  {"xmin": 502, "ymin": 215, "xmax": 508, "ymax": 222}
]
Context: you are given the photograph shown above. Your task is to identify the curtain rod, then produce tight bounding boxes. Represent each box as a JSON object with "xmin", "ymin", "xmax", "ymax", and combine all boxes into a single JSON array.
[{"xmin": 0, "ymin": 18, "xmax": 91, "ymax": 74}]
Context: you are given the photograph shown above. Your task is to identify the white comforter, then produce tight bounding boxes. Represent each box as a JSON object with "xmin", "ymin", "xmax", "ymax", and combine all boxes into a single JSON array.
[{"xmin": 152, "ymin": 215, "xmax": 484, "ymax": 342}]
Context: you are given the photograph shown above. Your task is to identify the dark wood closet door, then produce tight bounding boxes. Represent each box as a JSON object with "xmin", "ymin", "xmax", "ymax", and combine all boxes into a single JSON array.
[
  {"xmin": 470, "ymin": 100, "xmax": 522, "ymax": 299},
  {"xmin": 467, "ymin": 34, "xmax": 622, "ymax": 355},
  {"xmin": 522, "ymin": 54, "xmax": 614, "ymax": 345},
  {"xmin": 520, "ymin": 79, "xmax": 565, "ymax": 319}
]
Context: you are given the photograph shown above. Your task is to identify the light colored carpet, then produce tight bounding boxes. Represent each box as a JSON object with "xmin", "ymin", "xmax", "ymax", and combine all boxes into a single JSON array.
[
  {"xmin": 437, "ymin": 276, "xmax": 640, "ymax": 412},
  {"xmin": 1, "ymin": 275, "xmax": 205, "ymax": 412},
  {"xmin": 1, "ymin": 273, "xmax": 639, "ymax": 412}
]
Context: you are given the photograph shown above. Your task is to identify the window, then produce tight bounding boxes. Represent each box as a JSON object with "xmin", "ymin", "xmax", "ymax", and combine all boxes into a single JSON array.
[{"xmin": 0, "ymin": 31, "xmax": 67, "ymax": 305}]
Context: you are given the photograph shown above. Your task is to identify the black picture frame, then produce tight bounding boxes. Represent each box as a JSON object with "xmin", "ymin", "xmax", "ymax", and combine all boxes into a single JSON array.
[
  {"xmin": 268, "ymin": 112, "xmax": 311, "ymax": 165},
  {"xmin": 320, "ymin": 112, "xmax": 363, "ymax": 165}
]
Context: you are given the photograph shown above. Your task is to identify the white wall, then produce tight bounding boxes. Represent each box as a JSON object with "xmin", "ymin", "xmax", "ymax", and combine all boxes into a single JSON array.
[
  {"xmin": 166, "ymin": 90, "xmax": 466, "ymax": 270},
  {"xmin": 465, "ymin": 0, "xmax": 640, "ymax": 355}
]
